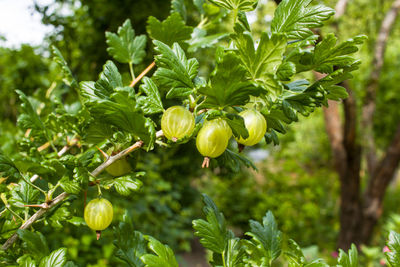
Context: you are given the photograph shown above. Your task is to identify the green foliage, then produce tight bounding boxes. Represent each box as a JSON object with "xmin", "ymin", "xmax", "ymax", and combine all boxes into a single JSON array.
[
  {"xmin": 208, "ymin": 0, "xmax": 258, "ymax": 11},
  {"xmin": 112, "ymin": 194, "xmax": 400, "ymax": 266},
  {"xmin": 153, "ymin": 40, "xmax": 199, "ymax": 98},
  {"xmin": 386, "ymin": 231, "xmax": 400, "ymax": 267},
  {"xmin": 0, "ymin": 0, "xmax": 368, "ymax": 265},
  {"xmin": 271, "ymin": 0, "xmax": 335, "ymax": 39},
  {"xmin": 193, "ymin": 194, "xmax": 234, "ymax": 253},
  {"xmin": 106, "ymin": 19, "xmax": 147, "ymax": 65},
  {"xmin": 140, "ymin": 237, "xmax": 179, "ymax": 267},
  {"xmin": 113, "ymin": 221, "xmax": 147, "ymax": 266},
  {"xmin": 233, "ymin": 31, "xmax": 287, "ymax": 92},
  {"xmin": 147, "ymin": 13, "xmax": 193, "ymax": 46},
  {"xmin": 245, "ymin": 211, "xmax": 282, "ymax": 265},
  {"xmin": 337, "ymin": 244, "xmax": 358, "ymax": 267}
]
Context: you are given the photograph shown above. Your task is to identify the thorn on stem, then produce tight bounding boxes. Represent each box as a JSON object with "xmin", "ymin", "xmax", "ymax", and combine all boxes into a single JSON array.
[
  {"xmin": 96, "ymin": 146, "xmax": 109, "ymax": 159},
  {"xmin": 202, "ymin": 157, "xmax": 210, "ymax": 168}
]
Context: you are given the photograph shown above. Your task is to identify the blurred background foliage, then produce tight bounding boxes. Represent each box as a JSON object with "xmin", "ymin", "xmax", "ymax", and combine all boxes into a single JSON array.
[{"xmin": 1, "ymin": 0, "xmax": 400, "ymax": 266}]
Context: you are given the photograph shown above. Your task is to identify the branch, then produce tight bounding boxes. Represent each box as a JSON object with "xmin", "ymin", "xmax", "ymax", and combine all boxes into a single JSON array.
[
  {"xmin": 362, "ymin": 0, "xmax": 400, "ymax": 174},
  {"xmin": 90, "ymin": 141, "xmax": 144, "ymax": 177},
  {"xmin": 363, "ymin": 123, "xmax": 400, "ymax": 221},
  {"xmin": 129, "ymin": 61, "xmax": 156, "ymax": 88},
  {"xmin": 334, "ymin": 0, "xmax": 350, "ymax": 19},
  {"xmin": 1, "ymin": 192, "xmax": 69, "ymax": 250}
]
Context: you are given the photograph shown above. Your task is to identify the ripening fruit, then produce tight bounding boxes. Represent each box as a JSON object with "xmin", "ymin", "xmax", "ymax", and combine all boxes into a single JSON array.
[
  {"xmin": 161, "ymin": 106, "xmax": 195, "ymax": 141},
  {"xmin": 196, "ymin": 118, "xmax": 232, "ymax": 159},
  {"xmin": 235, "ymin": 109, "xmax": 267, "ymax": 146},
  {"xmin": 105, "ymin": 158, "xmax": 132, "ymax": 177},
  {"xmin": 84, "ymin": 198, "xmax": 113, "ymax": 237}
]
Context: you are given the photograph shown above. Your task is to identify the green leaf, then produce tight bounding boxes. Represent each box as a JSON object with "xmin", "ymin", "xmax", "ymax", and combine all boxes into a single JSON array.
[
  {"xmin": 271, "ymin": 0, "xmax": 335, "ymax": 39},
  {"xmin": 106, "ymin": 175, "xmax": 143, "ymax": 196},
  {"xmin": 198, "ymin": 53, "xmax": 262, "ymax": 108},
  {"xmin": 294, "ymin": 34, "xmax": 366, "ymax": 73},
  {"xmin": 208, "ymin": 0, "xmax": 258, "ymax": 11},
  {"xmin": 17, "ymin": 256, "xmax": 36, "ymax": 267},
  {"xmin": 246, "ymin": 211, "xmax": 282, "ymax": 265},
  {"xmin": 114, "ymin": 222, "xmax": 147, "ymax": 267},
  {"xmin": 386, "ymin": 231, "xmax": 400, "ymax": 267},
  {"xmin": 277, "ymin": 61, "xmax": 296, "ymax": 81},
  {"xmin": 171, "ymin": 0, "xmax": 187, "ymax": 22},
  {"xmin": 64, "ymin": 262, "xmax": 79, "ymax": 267},
  {"xmin": 193, "ymin": 194, "xmax": 234, "ymax": 253},
  {"xmin": 0, "ymin": 151, "xmax": 21, "ymax": 179},
  {"xmin": 80, "ymin": 61, "xmax": 123, "ymax": 100},
  {"xmin": 137, "ymin": 77, "xmax": 164, "ymax": 115},
  {"xmin": 224, "ymin": 113, "xmax": 249, "ymax": 139},
  {"xmin": 59, "ymin": 176, "xmax": 81, "ymax": 194},
  {"xmin": 51, "ymin": 46, "xmax": 78, "ymax": 89},
  {"xmin": 337, "ymin": 244, "xmax": 358, "ymax": 267},
  {"xmin": 147, "ymin": 13, "xmax": 192, "ymax": 46},
  {"xmin": 10, "ymin": 180, "xmax": 40, "ymax": 207},
  {"xmin": 233, "ymin": 31, "xmax": 287, "ymax": 88},
  {"xmin": 16, "ymin": 90, "xmax": 49, "ymax": 138},
  {"xmin": 188, "ymin": 28, "xmax": 228, "ymax": 53},
  {"xmin": 264, "ymin": 130, "xmax": 279, "ymax": 146},
  {"xmin": 224, "ymin": 238, "xmax": 246, "ymax": 267},
  {"xmin": 141, "ymin": 237, "xmax": 179, "ymax": 267},
  {"xmin": 47, "ymin": 204, "xmax": 71, "ymax": 229},
  {"xmin": 218, "ymin": 149, "xmax": 257, "ymax": 172},
  {"xmin": 87, "ymin": 91, "xmax": 155, "ymax": 146},
  {"xmin": 326, "ymin": 85, "xmax": 349, "ymax": 101},
  {"xmin": 39, "ymin": 248, "xmax": 67, "ymax": 267},
  {"xmin": 83, "ymin": 121, "xmax": 114, "ymax": 144},
  {"xmin": 264, "ymin": 109, "xmax": 287, "ymax": 134},
  {"xmin": 285, "ymin": 239, "xmax": 307, "ymax": 266},
  {"xmin": 17, "ymin": 229, "xmax": 49, "ymax": 261},
  {"xmin": 106, "ymin": 19, "xmax": 147, "ymax": 65},
  {"xmin": 153, "ymin": 40, "xmax": 198, "ymax": 98},
  {"xmin": 282, "ymin": 100, "xmax": 298, "ymax": 122}
]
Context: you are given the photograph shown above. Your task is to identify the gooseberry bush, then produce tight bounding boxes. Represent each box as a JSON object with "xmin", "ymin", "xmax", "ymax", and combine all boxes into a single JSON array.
[{"xmin": 2, "ymin": 0, "xmax": 398, "ymax": 266}]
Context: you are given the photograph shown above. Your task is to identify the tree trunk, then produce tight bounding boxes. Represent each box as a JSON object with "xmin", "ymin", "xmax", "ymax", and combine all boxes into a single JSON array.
[
  {"xmin": 322, "ymin": 0, "xmax": 400, "ymax": 249},
  {"xmin": 360, "ymin": 124, "xmax": 400, "ymax": 243}
]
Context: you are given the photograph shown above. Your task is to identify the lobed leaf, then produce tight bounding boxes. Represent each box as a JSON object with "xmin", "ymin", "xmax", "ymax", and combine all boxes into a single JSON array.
[
  {"xmin": 147, "ymin": 13, "xmax": 192, "ymax": 46},
  {"xmin": 106, "ymin": 19, "xmax": 147, "ymax": 65},
  {"xmin": 386, "ymin": 231, "xmax": 400, "ymax": 267},
  {"xmin": 245, "ymin": 211, "xmax": 282, "ymax": 265},
  {"xmin": 192, "ymin": 194, "xmax": 234, "ymax": 253},
  {"xmin": 114, "ymin": 222, "xmax": 147, "ymax": 267},
  {"xmin": 140, "ymin": 237, "xmax": 179, "ymax": 267},
  {"xmin": 153, "ymin": 40, "xmax": 198, "ymax": 98},
  {"xmin": 198, "ymin": 52, "xmax": 262, "ymax": 108},
  {"xmin": 271, "ymin": 0, "xmax": 334, "ymax": 39},
  {"xmin": 208, "ymin": 0, "xmax": 258, "ymax": 11},
  {"xmin": 337, "ymin": 244, "xmax": 358, "ymax": 267},
  {"xmin": 137, "ymin": 77, "xmax": 163, "ymax": 115},
  {"xmin": 38, "ymin": 248, "xmax": 67, "ymax": 267}
]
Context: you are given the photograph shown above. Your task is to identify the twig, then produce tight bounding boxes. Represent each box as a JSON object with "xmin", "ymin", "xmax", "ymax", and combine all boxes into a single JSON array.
[
  {"xmin": 90, "ymin": 141, "xmax": 144, "ymax": 177},
  {"xmin": 362, "ymin": 0, "xmax": 400, "ymax": 174},
  {"xmin": 129, "ymin": 61, "xmax": 156, "ymax": 88},
  {"xmin": 1, "ymin": 192, "xmax": 69, "ymax": 250}
]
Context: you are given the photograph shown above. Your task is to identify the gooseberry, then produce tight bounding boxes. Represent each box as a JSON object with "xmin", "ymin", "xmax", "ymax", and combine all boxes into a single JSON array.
[
  {"xmin": 196, "ymin": 118, "xmax": 232, "ymax": 167},
  {"xmin": 235, "ymin": 109, "xmax": 267, "ymax": 146},
  {"xmin": 84, "ymin": 198, "xmax": 113, "ymax": 240},
  {"xmin": 161, "ymin": 106, "xmax": 195, "ymax": 141},
  {"xmin": 105, "ymin": 157, "xmax": 132, "ymax": 177}
]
